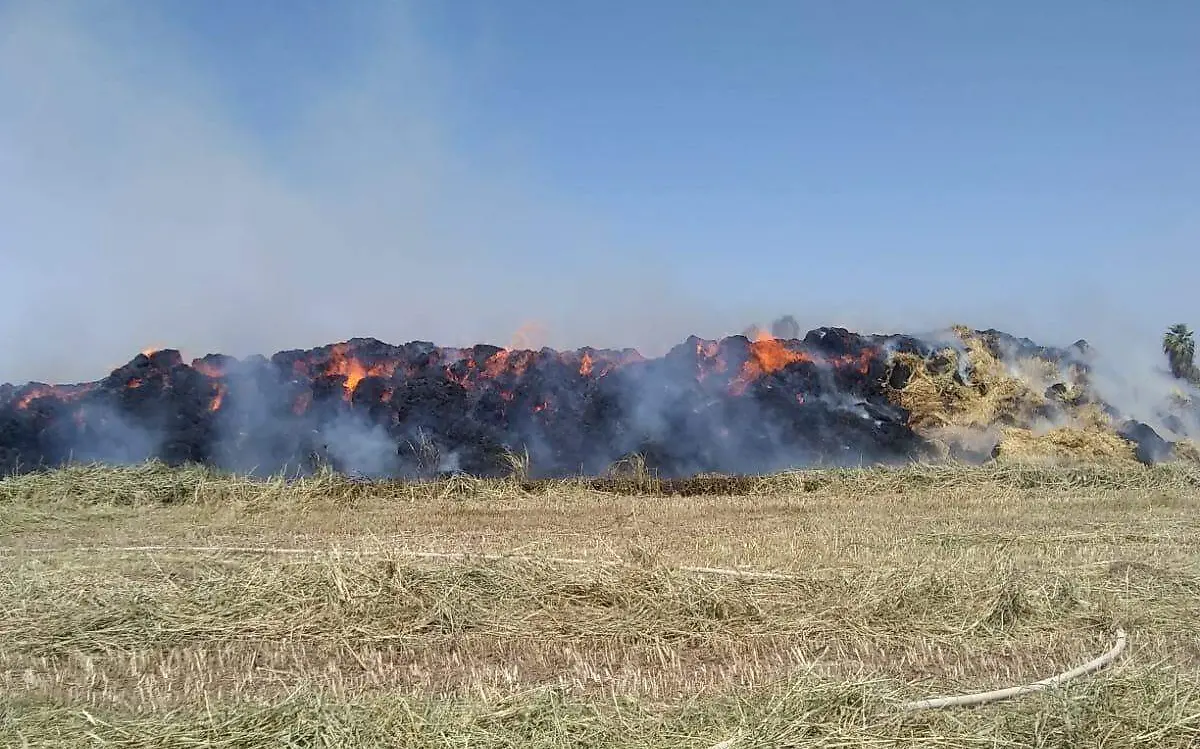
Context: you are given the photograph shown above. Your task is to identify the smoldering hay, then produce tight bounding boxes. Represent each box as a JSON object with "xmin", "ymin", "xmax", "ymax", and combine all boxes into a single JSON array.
[{"xmin": 1, "ymin": 326, "xmax": 1197, "ymax": 479}]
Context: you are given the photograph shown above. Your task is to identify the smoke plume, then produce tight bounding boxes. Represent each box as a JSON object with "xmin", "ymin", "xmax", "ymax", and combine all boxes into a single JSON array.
[{"xmin": 0, "ymin": 1, "xmax": 724, "ymax": 385}]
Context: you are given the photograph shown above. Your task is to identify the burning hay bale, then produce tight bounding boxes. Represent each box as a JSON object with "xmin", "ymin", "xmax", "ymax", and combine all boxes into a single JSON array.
[
  {"xmin": 0, "ymin": 330, "xmax": 932, "ymax": 478},
  {"xmin": 0, "ymin": 325, "xmax": 1194, "ymax": 478}
]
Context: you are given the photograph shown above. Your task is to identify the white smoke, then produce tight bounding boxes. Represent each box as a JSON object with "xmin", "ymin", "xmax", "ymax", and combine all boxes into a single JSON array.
[
  {"xmin": 319, "ymin": 414, "xmax": 401, "ymax": 479},
  {"xmin": 0, "ymin": 1, "xmax": 719, "ymax": 385}
]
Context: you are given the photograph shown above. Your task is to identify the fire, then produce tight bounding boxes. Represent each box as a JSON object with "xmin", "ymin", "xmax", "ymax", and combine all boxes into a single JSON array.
[
  {"xmin": 726, "ymin": 332, "xmax": 880, "ymax": 394},
  {"xmin": 5, "ymin": 332, "xmax": 883, "ymax": 427},
  {"xmin": 483, "ymin": 350, "xmax": 511, "ymax": 378},
  {"xmin": 746, "ymin": 330, "xmax": 814, "ymax": 373},
  {"xmin": 324, "ymin": 343, "xmax": 399, "ymax": 400},
  {"xmin": 483, "ymin": 349, "xmax": 536, "ymax": 379},
  {"xmin": 13, "ymin": 383, "xmax": 95, "ymax": 410},
  {"xmin": 192, "ymin": 360, "xmax": 225, "ymax": 378},
  {"xmin": 16, "ymin": 386, "xmax": 59, "ymax": 410},
  {"xmin": 15, "ymin": 386, "xmax": 51, "ymax": 410},
  {"xmin": 209, "ymin": 384, "xmax": 226, "ymax": 412},
  {"xmin": 572, "ymin": 349, "xmax": 637, "ymax": 378},
  {"xmin": 441, "ymin": 343, "xmax": 636, "ymax": 392},
  {"xmin": 444, "ymin": 364, "xmax": 472, "ymax": 388},
  {"xmin": 729, "ymin": 332, "xmax": 813, "ymax": 394},
  {"xmin": 841, "ymin": 350, "xmax": 875, "ymax": 375},
  {"xmin": 0, "ymin": 326, "xmax": 922, "ymax": 480}
]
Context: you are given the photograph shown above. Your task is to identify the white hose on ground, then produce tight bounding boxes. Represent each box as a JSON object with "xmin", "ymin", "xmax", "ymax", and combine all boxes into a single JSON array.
[{"xmin": 894, "ymin": 626, "xmax": 1128, "ymax": 712}]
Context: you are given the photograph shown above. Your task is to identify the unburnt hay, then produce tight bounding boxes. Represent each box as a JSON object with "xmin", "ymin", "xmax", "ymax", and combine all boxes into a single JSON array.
[{"xmin": 885, "ymin": 326, "xmax": 1177, "ymax": 466}]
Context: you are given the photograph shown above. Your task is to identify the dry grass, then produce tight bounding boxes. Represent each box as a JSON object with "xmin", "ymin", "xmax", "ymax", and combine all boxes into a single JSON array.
[
  {"xmin": 886, "ymin": 327, "xmax": 1050, "ymax": 433},
  {"xmin": 2, "ymin": 461, "xmax": 1200, "ymax": 746},
  {"xmin": 1174, "ymin": 439, "xmax": 1200, "ymax": 464},
  {"xmin": 993, "ymin": 424, "xmax": 1137, "ymax": 464}
]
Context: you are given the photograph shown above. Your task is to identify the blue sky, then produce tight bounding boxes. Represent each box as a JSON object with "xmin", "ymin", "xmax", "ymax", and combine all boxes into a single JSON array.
[{"xmin": 1, "ymin": 1, "xmax": 1197, "ymax": 382}]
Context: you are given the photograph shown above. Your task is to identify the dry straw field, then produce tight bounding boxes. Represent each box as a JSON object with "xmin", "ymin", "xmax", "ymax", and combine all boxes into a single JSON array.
[{"xmin": 2, "ymin": 460, "xmax": 1200, "ymax": 747}]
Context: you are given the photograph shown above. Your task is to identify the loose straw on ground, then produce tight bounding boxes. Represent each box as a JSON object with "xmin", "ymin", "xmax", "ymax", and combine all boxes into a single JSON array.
[
  {"xmin": 3, "ymin": 543, "xmax": 1129, "ymax": 712},
  {"xmin": 1, "ymin": 544, "xmax": 799, "ymax": 580}
]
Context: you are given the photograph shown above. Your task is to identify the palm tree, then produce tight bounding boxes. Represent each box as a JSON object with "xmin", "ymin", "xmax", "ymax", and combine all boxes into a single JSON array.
[{"xmin": 1162, "ymin": 323, "xmax": 1196, "ymax": 380}]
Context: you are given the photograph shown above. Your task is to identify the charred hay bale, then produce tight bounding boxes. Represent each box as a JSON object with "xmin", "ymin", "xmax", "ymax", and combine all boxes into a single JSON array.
[
  {"xmin": 0, "ymin": 327, "xmax": 1158, "ymax": 479},
  {"xmin": 1117, "ymin": 420, "xmax": 1174, "ymax": 465}
]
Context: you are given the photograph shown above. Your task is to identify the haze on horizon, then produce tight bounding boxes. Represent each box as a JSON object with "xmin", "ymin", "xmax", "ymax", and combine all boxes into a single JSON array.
[{"xmin": 1, "ymin": 1, "xmax": 1196, "ymax": 385}]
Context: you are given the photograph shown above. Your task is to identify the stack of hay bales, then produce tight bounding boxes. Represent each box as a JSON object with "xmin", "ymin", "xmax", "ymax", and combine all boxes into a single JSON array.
[{"xmin": 886, "ymin": 326, "xmax": 1138, "ymax": 465}]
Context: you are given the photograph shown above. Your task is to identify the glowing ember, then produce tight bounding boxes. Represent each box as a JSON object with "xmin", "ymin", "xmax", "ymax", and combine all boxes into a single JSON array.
[
  {"xmin": 324, "ymin": 343, "xmax": 399, "ymax": 400},
  {"xmin": 14, "ymin": 384, "xmax": 91, "ymax": 410},
  {"xmin": 192, "ymin": 360, "xmax": 226, "ymax": 378}
]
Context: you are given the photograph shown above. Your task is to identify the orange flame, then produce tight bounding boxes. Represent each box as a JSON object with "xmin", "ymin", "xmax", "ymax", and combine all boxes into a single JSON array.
[
  {"xmin": 14, "ymin": 383, "xmax": 95, "ymax": 410},
  {"xmin": 442, "ymin": 346, "xmax": 635, "ymax": 390},
  {"xmin": 15, "ymin": 386, "xmax": 55, "ymax": 410},
  {"xmin": 324, "ymin": 343, "xmax": 399, "ymax": 400},
  {"xmin": 192, "ymin": 360, "xmax": 225, "ymax": 378},
  {"xmin": 484, "ymin": 349, "xmax": 537, "ymax": 378},
  {"xmin": 729, "ymin": 331, "xmax": 814, "ymax": 394}
]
